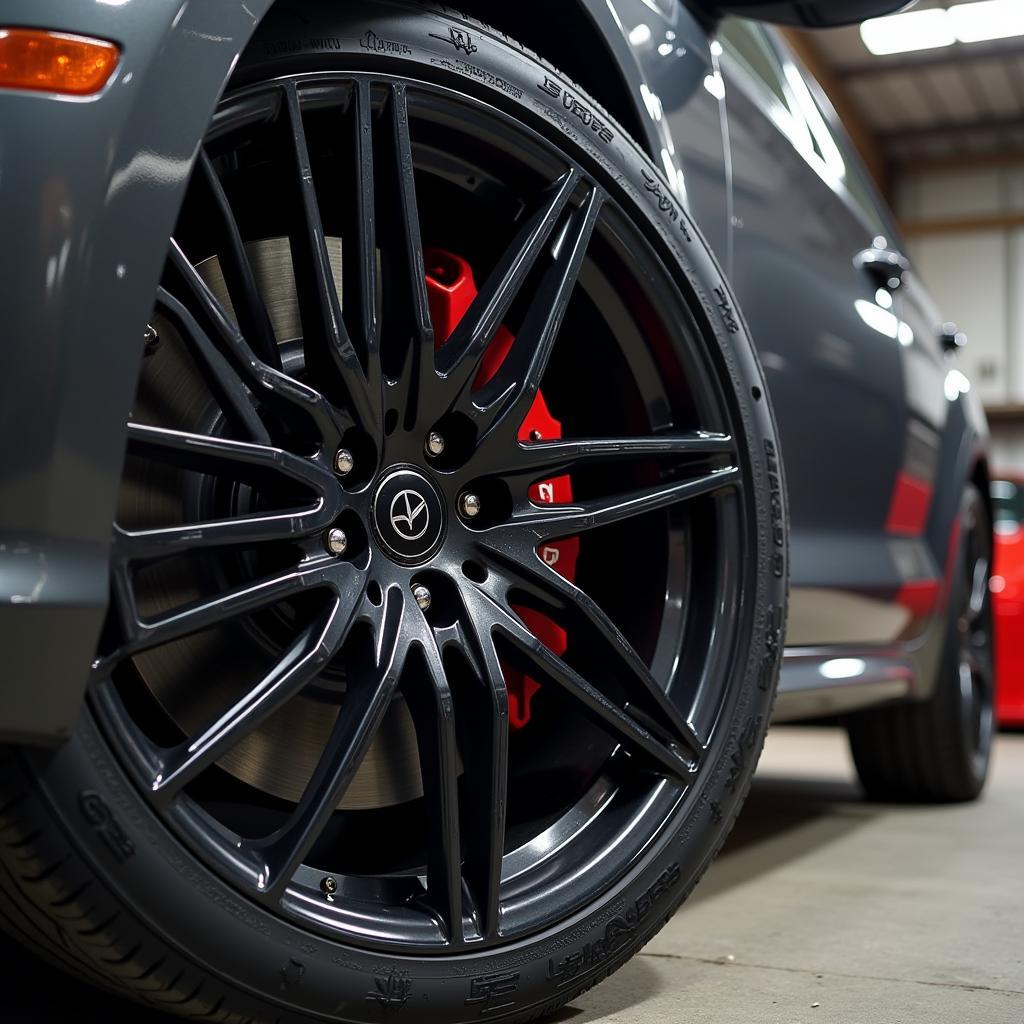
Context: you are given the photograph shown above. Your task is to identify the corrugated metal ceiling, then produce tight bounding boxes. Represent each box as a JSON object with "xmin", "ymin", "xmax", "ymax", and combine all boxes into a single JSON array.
[{"xmin": 808, "ymin": 0, "xmax": 1024, "ymax": 162}]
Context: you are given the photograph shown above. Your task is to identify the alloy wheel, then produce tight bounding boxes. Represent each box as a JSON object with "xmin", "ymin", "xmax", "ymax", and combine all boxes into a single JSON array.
[{"xmin": 91, "ymin": 73, "xmax": 756, "ymax": 952}]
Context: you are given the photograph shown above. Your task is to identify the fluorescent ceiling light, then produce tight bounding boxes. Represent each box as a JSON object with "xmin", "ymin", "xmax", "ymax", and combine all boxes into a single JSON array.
[
  {"xmin": 861, "ymin": 8, "xmax": 956, "ymax": 55},
  {"xmin": 949, "ymin": 0, "xmax": 1024, "ymax": 43}
]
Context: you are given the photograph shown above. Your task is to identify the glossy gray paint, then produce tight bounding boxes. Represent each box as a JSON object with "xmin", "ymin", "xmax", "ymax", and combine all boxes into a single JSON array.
[
  {"xmin": 0, "ymin": 0, "xmax": 988, "ymax": 742},
  {"xmin": 0, "ymin": 0, "xmax": 275, "ymax": 743}
]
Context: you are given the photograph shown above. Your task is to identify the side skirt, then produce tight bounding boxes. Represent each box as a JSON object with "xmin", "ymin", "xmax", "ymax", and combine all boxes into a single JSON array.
[{"xmin": 774, "ymin": 647, "xmax": 915, "ymax": 722}]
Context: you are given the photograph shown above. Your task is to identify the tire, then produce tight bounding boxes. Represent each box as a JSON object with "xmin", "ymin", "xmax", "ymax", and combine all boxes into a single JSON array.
[
  {"xmin": 848, "ymin": 483, "xmax": 994, "ymax": 803},
  {"xmin": 0, "ymin": 3, "xmax": 788, "ymax": 1022}
]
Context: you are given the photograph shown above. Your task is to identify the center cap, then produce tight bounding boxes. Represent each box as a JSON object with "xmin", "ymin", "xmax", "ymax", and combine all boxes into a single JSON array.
[{"xmin": 372, "ymin": 467, "xmax": 446, "ymax": 564}]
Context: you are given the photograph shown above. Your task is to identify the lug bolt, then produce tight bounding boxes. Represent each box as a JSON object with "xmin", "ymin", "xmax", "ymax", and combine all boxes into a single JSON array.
[
  {"xmin": 325, "ymin": 528, "xmax": 348, "ymax": 556},
  {"xmin": 320, "ymin": 875, "xmax": 338, "ymax": 897},
  {"xmin": 334, "ymin": 448, "xmax": 354, "ymax": 476},
  {"xmin": 425, "ymin": 431, "xmax": 446, "ymax": 457},
  {"xmin": 459, "ymin": 492, "xmax": 482, "ymax": 519},
  {"xmin": 413, "ymin": 584, "xmax": 432, "ymax": 612}
]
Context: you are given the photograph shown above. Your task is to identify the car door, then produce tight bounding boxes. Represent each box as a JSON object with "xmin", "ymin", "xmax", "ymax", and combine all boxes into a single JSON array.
[{"xmin": 717, "ymin": 19, "xmax": 940, "ymax": 647}]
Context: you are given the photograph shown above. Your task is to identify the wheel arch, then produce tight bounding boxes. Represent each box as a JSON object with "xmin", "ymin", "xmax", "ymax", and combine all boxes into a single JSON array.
[{"xmin": 0, "ymin": 0, "xmax": 665, "ymax": 746}]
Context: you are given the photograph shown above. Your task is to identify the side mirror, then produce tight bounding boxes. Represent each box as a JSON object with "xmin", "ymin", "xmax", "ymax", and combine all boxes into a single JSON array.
[{"xmin": 701, "ymin": 1, "xmax": 916, "ymax": 28}]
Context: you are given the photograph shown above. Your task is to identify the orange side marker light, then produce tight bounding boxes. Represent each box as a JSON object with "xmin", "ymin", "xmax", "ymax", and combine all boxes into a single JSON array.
[{"xmin": 0, "ymin": 28, "xmax": 119, "ymax": 97}]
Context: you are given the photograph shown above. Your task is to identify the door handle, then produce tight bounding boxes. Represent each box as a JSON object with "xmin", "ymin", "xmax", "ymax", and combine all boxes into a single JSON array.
[
  {"xmin": 854, "ymin": 246, "xmax": 910, "ymax": 290},
  {"xmin": 940, "ymin": 322, "xmax": 967, "ymax": 352}
]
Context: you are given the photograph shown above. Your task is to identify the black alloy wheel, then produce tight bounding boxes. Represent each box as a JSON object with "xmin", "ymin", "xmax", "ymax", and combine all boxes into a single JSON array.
[{"xmin": 0, "ymin": 6, "xmax": 787, "ymax": 1022}]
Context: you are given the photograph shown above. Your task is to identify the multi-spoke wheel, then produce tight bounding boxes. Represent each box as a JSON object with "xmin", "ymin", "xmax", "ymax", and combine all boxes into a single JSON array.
[
  {"xmin": 849, "ymin": 483, "xmax": 994, "ymax": 802},
  {"xmin": 0, "ymin": 5, "xmax": 786, "ymax": 1022}
]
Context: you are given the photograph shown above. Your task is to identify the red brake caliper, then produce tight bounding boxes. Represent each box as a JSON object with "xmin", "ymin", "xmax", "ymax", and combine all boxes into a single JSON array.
[{"xmin": 425, "ymin": 247, "xmax": 580, "ymax": 730}]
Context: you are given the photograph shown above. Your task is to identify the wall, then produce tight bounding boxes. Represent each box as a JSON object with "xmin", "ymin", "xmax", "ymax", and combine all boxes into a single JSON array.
[{"xmin": 896, "ymin": 160, "xmax": 1024, "ymax": 475}]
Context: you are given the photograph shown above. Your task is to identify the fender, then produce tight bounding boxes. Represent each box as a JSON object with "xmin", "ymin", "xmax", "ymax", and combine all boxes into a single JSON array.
[
  {"xmin": 0, "ymin": 0, "xmax": 673, "ymax": 744},
  {"xmin": 0, "ymin": 0, "xmax": 277, "ymax": 744}
]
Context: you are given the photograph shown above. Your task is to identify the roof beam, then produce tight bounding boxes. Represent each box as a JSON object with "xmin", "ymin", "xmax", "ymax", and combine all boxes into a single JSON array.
[
  {"xmin": 835, "ymin": 40, "xmax": 1024, "ymax": 80},
  {"xmin": 879, "ymin": 111, "xmax": 1024, "ymax": 146},
  {"xmin": 893, "ymin": 150, "xmax": 1024, "ymax": 174},
  {"xmin": 902, "ymin": 211, "xmax": 1024, "ymax": 237}
]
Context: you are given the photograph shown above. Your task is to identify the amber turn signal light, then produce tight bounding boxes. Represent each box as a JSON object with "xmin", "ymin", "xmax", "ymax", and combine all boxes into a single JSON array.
[{"xmin": 0, "ymin": 28, "xmax": 119, "ymax": 97}]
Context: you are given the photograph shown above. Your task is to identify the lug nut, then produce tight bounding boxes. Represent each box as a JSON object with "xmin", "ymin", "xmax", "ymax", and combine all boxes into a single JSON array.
[
  {"xmin": 143, "ymin": 323, "xmax": 160, "ymax": 354},
  {"xmin": 413, "ymin": 584, "xmax": 432, "ymax": 611},
  {"xmin": 334, "ymin": 448, "xmax": 354, "ymax": 476},
  {"xmin": 325, "ymin": 528, "xmax": 348, "ymax": 556},
  {"xmin": 425, "ymin": 431, "xmax": 446, "ymax": 457},
  {"xmin": 459, "ymin": 492, "xmax": 482, "ymax": 519}
]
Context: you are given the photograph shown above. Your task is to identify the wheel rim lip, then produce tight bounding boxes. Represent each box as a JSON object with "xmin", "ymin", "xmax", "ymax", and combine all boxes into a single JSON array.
[{"xmin": 91, "ymin": 70, "xmax": 763, "ymax": 954}]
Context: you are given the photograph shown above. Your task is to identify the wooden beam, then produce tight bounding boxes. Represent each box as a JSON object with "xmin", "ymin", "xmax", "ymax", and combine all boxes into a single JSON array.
[
  {"xmin": 893, "ymin": 150, "xmax": 1024, "ymax": 176},
  {"xmin": 878, "ymin": 112, "xmax": 1024, "ymax": 148},
  {"xmin": 984, "ymin": 404, "xmax": 1024, "ymax": 424},
  {"xmin": 901, "ymin": 211, "xmax": 1024, "ymax": 237},
  {"xmin": 836, "ymin": 39, "xmax": 1024, "ymax": 80},
  {"xmin": 779, "ymin": 28, "xmax": 890, "ymax": 198}
]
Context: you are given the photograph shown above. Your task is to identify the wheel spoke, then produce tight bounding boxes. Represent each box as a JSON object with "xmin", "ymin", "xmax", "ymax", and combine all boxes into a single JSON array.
[
  {"xmin": 153, "ymin": 592, "xmax": 358, "ymax": 799},
  {"xmin": 196, "ymin": 149, "xmax": 282, "ymax": 370},
  {"xmin": 281, "ymin": 82, "xmax": 378, "ymax": 434},
  {"xmin": 378, "ymin": 82, "xmax": 435, "ymax": 430},
  {"xmin": 465, "ymin": 187, "xmax": 603, "ymax": 443},
  {"xmin": 455, "ymin": 592, "xmax": 510, "ymax": 939},
  {"xmin": 402, "ymin": 624, "xmax": 464, "ymax": 942},
  {"xmin": 435, "ymin": 170, "xmax": 579, "ymax": 406},
  {"xmin": 160, "ymin": 262, "xmax": 345, "ymax": 440},
  {"xmin": 155, "ymin": 277, "xmax": 270, "ymax": 444},
  {"xmin": 125, "ymin": 421, "xmax": 336, "ymax": 490},
  {"xmin": 97, "ymin": 564, "xmax": 329, "ymax": 671},
  {"xmin": 484, "ymin": 432, "xmax": 735, "ymax": 485},
  {"xmin": 479, "ymin": 543, "xmax": 704, "ymax": 760},
  {"xmin": 507, "ymin": 465, "xmax": 741, "ymax": 543},
  {"xmin": 477, "ymin": 592, "xmax": 692, "ymax": 782},
  {"xmin": 252, "ymin": 584, "xmax": 407, "ymax": 897},
  {"xmin": 343, "ymin": 80, "xmax": 382, "ymax": 407}
]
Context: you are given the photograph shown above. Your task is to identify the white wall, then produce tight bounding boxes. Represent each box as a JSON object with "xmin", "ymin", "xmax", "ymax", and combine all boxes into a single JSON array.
[{"xmin": 896, "ymin": 161, "xmax": 1024, "ymax": 474}]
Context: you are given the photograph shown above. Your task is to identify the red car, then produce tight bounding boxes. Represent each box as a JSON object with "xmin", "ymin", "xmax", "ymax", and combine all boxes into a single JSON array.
[{"xmin": 993, "ymin": 477, "xmax": 1024, "ymax": 725}]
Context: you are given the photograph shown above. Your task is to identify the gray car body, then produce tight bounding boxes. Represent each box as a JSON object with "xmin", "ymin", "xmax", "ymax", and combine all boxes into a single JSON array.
[{"xmin": 0, "ymin": 0, "xmax": 989, "ymax": 743}]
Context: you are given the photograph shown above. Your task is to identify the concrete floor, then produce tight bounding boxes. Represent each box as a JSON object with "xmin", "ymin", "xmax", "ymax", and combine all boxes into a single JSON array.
[
  {"xmin": 564, "ymin": 727, "xmax": 1024, "ymax": 1024},
  {"xmin": 4, "ymin": 727, "xmax": 1023, "ymax": 1023}
]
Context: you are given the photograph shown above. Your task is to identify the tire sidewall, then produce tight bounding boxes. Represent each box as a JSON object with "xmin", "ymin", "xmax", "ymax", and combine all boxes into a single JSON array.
[{"xmin": 27, "ymin": 5, "xmax": 788, "ymax": 1021}]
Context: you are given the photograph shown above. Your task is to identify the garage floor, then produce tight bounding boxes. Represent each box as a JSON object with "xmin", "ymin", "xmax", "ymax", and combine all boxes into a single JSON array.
[{"xmin": 4, "ymin": 727, "xmax": 1023, "ymax": 1023}]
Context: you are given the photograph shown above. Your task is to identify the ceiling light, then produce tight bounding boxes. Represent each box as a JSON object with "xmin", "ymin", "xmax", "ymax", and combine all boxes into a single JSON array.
[
  {"xmin": 860, "ymin": 8, "xmax": 956, "ymax": 56},
  {"xmin": 949, "ymin": 0, "xmax": 1024, "ymax": 43}
]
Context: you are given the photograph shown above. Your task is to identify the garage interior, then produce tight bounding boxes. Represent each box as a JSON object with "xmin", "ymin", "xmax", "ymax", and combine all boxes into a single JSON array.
[{"xmin": 3, "ymin": 3, "xmax": 1024, "ymax": 1022}]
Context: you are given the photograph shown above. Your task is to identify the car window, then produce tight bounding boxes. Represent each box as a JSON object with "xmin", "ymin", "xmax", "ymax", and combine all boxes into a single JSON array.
[
  {"xmin": 796, "ymin": 72, "xmax": 893, "ymax": 240},
  {"xmin": 993, "ymin": 479, "xmax": 1024, "ymax": 530},
  {"xmin": 720, "ymin": 19, "xmax": 892, "ymax": 240},
  {"xmin": 719, "ymin": 18, "xmax": 790, "ymax": 110}
]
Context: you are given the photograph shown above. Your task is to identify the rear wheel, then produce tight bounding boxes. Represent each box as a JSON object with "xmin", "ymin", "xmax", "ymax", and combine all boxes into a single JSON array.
[
  {"xmin": 848, "ymin": 483, "xmax": 994, "ymax": 802},
  {"xmin": 0, "ymin": 4, "xmax": 787, "ymax": 1021}
]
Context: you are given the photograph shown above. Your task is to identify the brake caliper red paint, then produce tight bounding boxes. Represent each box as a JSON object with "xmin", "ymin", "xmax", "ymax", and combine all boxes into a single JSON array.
[{"xmin": 425, "ymin": 247, "xmax": 579, "ymax": 729}]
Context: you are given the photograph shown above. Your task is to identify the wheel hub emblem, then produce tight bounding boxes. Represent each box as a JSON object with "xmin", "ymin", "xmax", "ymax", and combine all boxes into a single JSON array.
[
  {"xmin": 372, "ymin": 468, "xmax": 446, "ymax": 564},
  {"xmin": 390, "ymin": 489, "xmax": 430, "ymax": 542}
]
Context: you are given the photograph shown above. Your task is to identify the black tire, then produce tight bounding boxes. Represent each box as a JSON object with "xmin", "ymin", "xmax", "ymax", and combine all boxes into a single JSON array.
[
  {"xmin": 0, "ymin": 4, "xmax": 788, "ymax": 1022},
  {"xmin": 848, "ymin": 483, "xmax": 994, "ymax": 803}
]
